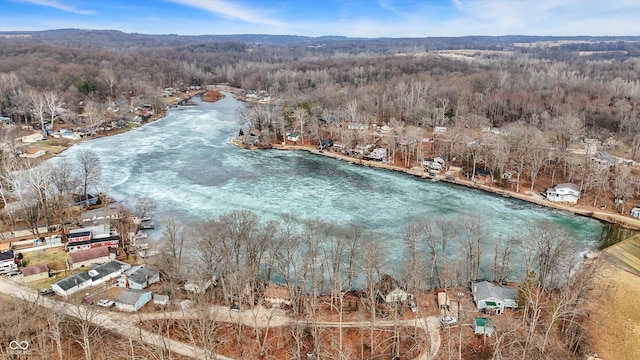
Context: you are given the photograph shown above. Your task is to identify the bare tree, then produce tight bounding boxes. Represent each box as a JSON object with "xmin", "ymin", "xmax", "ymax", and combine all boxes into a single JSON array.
[
  {"xmin": 44, "ymin": 91, "xmax": 63, "ymax": 126},
  {"xmin": 75, "ymin": 149, "xmax": 101, "ymax": 208}
]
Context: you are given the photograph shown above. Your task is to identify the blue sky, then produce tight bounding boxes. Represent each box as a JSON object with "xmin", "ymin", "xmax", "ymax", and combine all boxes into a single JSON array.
[{"xmin": 0, "ymin": 0, "xmax": 638, "ymax": 37}]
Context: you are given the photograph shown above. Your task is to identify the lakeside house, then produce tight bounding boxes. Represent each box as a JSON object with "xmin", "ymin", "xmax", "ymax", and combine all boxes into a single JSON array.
[
  {"xmin": 66, "ymin": 224, "xmax": 119, "ymax": 253},
  {"xmin": 631, "ymin": 207, "xmax": 640, "ymax": 219},
  {"xmin": 286, "ymin": 133, "xmax": 300, "ymax": 142},
  {"xmin": 545, "ymin": 183, "xmax": 581, "ymax": 204},
  {"xmin": 20, "ymin": 133, "xmax": 44, "ymax": 143},
  {"xmin": 471, "ymin": 280, "xmax": 519, "ymax": 315},
  {"xmin": 375, "ymin": 274, "xmax": 408, "ymax": 303},
  {"xmin": 118, "ymin": 265, "xmax": 160, "ymax": 290},
  {"xmin": 21, "ymin": 264, "xmax": 50, "ymax": 283},
  {"xmin": 19, "ymin": 147, "xmax": 46, "ymax": 159}
]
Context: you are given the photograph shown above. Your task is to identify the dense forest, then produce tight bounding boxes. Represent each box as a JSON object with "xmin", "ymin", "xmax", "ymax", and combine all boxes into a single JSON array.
[{"xmin": 1, "ymin": 30, "xmax": 640, "ymax": 360}]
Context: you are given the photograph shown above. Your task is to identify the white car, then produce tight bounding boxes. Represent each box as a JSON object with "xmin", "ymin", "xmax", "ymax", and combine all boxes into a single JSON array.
[
  {"xmin": 440, "ymin": 316, "xmax": 457, "ymax": 326},
  {"xmin": 96, "ymin": 299, "xmax": 115, "ymax": 308}
]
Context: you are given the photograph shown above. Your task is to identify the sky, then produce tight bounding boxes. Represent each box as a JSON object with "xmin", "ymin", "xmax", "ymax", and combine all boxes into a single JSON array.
[{"xmin": 0, "ymin": 0, "xmax": 639, "ymax": 38}]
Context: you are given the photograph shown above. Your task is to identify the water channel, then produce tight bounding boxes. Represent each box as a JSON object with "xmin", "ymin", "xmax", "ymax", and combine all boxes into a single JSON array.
[{"xmin": 52, "ymin": 94, "xmax": 607, "ymax": 279}]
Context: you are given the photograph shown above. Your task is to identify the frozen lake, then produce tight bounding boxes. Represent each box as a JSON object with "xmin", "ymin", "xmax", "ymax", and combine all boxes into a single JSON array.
[{"xmin": 53, "ymin": 94, "xmax": 606, "ymax": 278}]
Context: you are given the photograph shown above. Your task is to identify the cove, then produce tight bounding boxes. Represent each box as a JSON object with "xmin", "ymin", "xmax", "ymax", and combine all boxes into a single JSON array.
[{"xmin": 51, "ymin": 94, "xmax": 607, "ymax": 277}]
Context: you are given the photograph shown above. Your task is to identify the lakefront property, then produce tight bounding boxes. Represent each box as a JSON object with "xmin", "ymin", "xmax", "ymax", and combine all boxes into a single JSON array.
[{"xmin": 1, "ymin": 22, "xmax": 640, "ymax": 360}]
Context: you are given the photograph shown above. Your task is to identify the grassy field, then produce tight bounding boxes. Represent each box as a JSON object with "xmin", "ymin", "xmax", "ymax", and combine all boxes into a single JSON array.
[
  {"xmin": 24, "ymin": 247, "xmax": 69, "ymax": 271},
  {"xmin": 589, "ymin": 260, "xmax": 640, "ymax": 360}
]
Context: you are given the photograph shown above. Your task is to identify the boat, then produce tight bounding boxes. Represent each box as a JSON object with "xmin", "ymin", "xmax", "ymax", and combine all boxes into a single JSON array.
[
  {"xmin": 140, "ymin": 216, "xmax": 152, "ymax": 222},
  {"xmin": 135, "ymin": 231, "xmax": 148, "ymax": 239},
  {"xmin": 139, "ymin": 224, "xmax": 155, "ymax": 230},
  {"xmin": 431, "ymin": 177, "xmax": 439, "ymax": 182}
]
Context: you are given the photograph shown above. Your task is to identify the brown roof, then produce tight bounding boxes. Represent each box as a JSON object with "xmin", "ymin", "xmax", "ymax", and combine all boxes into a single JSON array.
[
  {"xmin": 22, "ymin": 263, "xmax": 49, "ymax": 276},
  {"xmin": 263, "ymin": 283, "xmax": 291, "ymax": 300},
  {"xmin": 70, "ymin": 247, "xmax": 110, "ymax": 264},
  {"xmin": 26, "ymin": 147, "xmax": 42, "ymax": 154}
]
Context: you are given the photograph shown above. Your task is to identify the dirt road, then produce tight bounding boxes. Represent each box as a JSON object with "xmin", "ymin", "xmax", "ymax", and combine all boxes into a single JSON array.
[{"xmin": 1, "ymin": 278, "xmax": 441, "ymax": 359}]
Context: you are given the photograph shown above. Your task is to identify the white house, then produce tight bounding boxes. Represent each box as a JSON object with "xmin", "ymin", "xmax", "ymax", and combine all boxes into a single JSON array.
[
  {"xmin": 0, "ymin": 250, "xmax": 17, "ymax": 274},
  {"xmin": 471, "ymin": 281, "xmax": 519, "ymax": 315},
  {"xmin": 118, "ymin": 265, "xmax": 160, "ymax": 290},
  {"xmin": 545, "ymin": 183, "xmax": 580, "ymax": 204},
  {"xmin": 286, "ymin": 133, "xmax": 300, "ymax": 142},
  {"xmin": 375, "ymin": 274, "xmax": 408, "ymax": 303},
  {"xmin": 88, "ymin": 260, "xmax": 130, "ymax": 287},
  {"xmin": 116, "ymin": 289, "xmax": 152, "ymax": 312},
  {"xmin": 631, "ymin": 207, "xmax": 640, "ymax": 219},
  {"xmin": 52, "ymin": 272, "xmax": 92, "ymax": 297},
  {"xmin": 21, "ymin": 133, "xmax": 44, "ymax": 143},
  {"xmin": 19, "ymin": 147, "xmax": 46, "ymax": 158}
]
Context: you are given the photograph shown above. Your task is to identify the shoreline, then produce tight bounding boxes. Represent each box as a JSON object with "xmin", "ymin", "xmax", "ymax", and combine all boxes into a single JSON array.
[{"xmin": 267, "ymin": 142, "xmax": 640, "ymax": 231}]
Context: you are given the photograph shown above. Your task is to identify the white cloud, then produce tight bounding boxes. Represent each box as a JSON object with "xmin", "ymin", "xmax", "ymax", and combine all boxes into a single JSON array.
[
  {"xmin": 166, "ymin": 0, "xmax": 284, "ymax": 27},
  {"xmin": 16, "ymin": 0, "xmax": 95, "ymax": 15}
]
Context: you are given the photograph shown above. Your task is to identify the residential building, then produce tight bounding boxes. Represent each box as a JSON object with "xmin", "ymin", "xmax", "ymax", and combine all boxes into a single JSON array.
[
  {"xmin": 545, "ymin": 183, "xmax": 581, "ymax": 204},
  {"xmin": 52, "ymin": 272, "xmax": 92, "ymax": 297},
  {"xmin": 471, "ymin": 280, "xmax": 519, "ymax": 315},
  {"xmin": 116, "ymin": 289, "xmax": 152, "ymax": 312},
  {"xmin": 286, "ymin": 133, "xmax": 300, "ymax": 142},
  {"xmin": 21, "ymin": 133, "xmax": 44, "ymax": 143},
  {"xmin": 21, "ymin": 264, "xmax": 49, "ymax": 283},
  {"xmin": 19, "ymin": 147, "xmax": 46, "ymax": 159},
  {"xmin": 375, "ymin": 274, "xmax": 408, "ymax": 303},
  {"xmin": 631, "ymin": 207, "xmax": 640, "ymax": 219},
  {"xmin": 88, "ymin": 260, "xmax": 130, "ymax": 286},
  {"xmin": 69, "ymin": 247, "xmax": 113, "ymax": 269},
  {"xmin": 66, "ymin": 224, "xmax": 119, "ymax": 253},
  {"xmin": 0, "ymin": 250, "xmax": 16, "ymax": 274},
  {"xmin": 263, "ymin": 283, "xmax": 292, "ymax": 306},
  {"xmin": 118, "ymin": 265, "xmax": 160, "ymax": 290}
]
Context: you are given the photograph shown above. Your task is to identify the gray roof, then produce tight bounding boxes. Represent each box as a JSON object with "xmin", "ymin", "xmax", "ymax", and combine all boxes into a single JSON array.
[
  {"xmin": 90, "ymin": 260, "xmax": 129, "ymax": 281},
  {"xmin": 54, "ymin": 272, "xmax": 92, "ymax": 291},
  {"xmin": 472, "ymin": 281, "xmax": 518, "ymax": 302},
  {"xmin": 0, "ymin": 250, "xmax": 14, "ymax": 262},
  {"xmin": 117, "ymin": 289, "xmax": 151, "ymax": 305},
  {"xmin": 126, "ymin": 265, "xmax": 159, "ymax": 285}
]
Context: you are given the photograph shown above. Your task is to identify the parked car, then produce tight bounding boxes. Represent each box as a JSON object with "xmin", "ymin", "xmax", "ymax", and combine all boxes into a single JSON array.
[
  {"xmin": 409, "ymin": 301, "xmax": 418, "ymax": 313},
  {"xmin": 440, "ymin": 316, "xmax": 457, "ymax": 327},
  {"xmin": 96, "ymin": 299, "xmax": 115, "ymax": 308},
  {"xmin": 40, "ymin": 288, "xmax": 55, "ymax": 296},
  {"xmin": 82, "ymin": 296, "xmax": 94, "ymax": 305},
  {"xmin": 6, "ymin": 270, "xmax": 21, "ymax": 277}
]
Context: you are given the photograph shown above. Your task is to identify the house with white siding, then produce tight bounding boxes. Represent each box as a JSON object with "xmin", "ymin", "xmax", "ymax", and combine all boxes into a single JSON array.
[
  {"xmin": 116, "ymin": 289, "xmax": 152, "ymax": 312},
  {"xmin": 545, "ymin": 183, "xmax": 580, "ymax": 204},
  {"xmin": 471, "ymin": 281, "xmax": 519, "ymax": 315}
]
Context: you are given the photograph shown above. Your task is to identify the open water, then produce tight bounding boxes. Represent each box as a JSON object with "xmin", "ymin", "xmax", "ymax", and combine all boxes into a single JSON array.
[{"xmin": 52, "ymin": 94, "xmax": 606, "ymax": 278}]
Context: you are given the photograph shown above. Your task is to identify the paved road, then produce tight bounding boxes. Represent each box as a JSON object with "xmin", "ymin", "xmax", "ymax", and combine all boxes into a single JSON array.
[{"xmin": 0, "ymin": 279, "xmax": 440, "ymax": 359}]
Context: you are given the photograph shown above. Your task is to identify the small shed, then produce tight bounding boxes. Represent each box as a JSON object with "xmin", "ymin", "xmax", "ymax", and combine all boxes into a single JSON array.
[
  {"xmin": 21, "ymin": 264, "xmax": 49, "ymax": 283},
  {"xmin": 474, "ymin": 317, "xmax": 495, "ymax": 337},
  {"xmin": 153, "ymin": 294, "xmax": 169, "ymax": 306},
  {"xmin": 116, "ymin": 289, "xmax": 152, "ymax": 312},
  {"xmin": 631, "ymin": 207, "xmax": 640, "ymax": 219}
]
